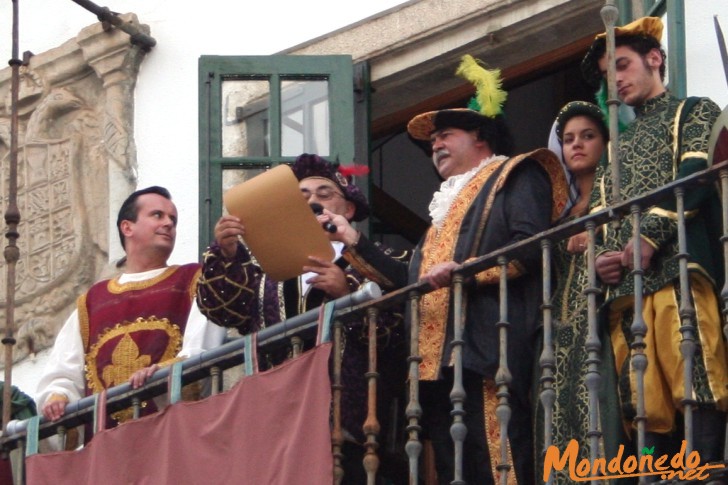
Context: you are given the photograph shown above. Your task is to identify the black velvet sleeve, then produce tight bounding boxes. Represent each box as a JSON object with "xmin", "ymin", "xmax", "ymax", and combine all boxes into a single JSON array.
[{"xmin": 342, "ymin": 234, "xmax": 411, "ymax": 291}]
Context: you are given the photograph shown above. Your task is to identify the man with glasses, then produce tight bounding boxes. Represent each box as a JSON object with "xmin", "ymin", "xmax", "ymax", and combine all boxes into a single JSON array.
[
  {"xmin": 197, "ymin": 153, "xmax": 375, "ymax": 327},
  {"xmin": 196, "ymin": 153, "xmax": 409, "ymax": 484}
]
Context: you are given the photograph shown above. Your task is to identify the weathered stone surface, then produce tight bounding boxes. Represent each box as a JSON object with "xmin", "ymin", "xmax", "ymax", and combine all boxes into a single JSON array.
[{"xmin": 0, "ymin": 13, "xmax": 150, "ymax": 366}]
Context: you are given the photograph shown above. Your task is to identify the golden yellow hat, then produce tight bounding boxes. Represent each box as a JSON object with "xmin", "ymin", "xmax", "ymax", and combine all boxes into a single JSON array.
[
  {"xmin": 407, "ymin": 55, "xmax": 507, "ymax": 141},
  {"xmin": 581, "ymin": 16, "xmax": 664, "ymax": 88},
  {"xmin": 595, "ymin": 16, "xmax": 663, "ymax": 42}
]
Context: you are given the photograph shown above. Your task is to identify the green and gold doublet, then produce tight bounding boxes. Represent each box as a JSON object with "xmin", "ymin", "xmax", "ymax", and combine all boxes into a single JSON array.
[
  {"xmin": 592, "ymin": 92, "xmax": 722, "ymax": 301},
  {"xmin": 593, "ymin": 93, "xmax": 728, "ymax": 433}
]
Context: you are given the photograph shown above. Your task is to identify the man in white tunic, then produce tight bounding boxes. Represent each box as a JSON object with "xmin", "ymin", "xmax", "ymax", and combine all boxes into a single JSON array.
[{"xmin": 35, "ymin": 186, "xmax": 225, "ymax": 442}]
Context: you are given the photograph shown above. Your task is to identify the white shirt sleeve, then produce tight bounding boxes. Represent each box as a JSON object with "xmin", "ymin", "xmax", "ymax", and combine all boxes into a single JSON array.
[
  {"xmin": 177, "ymin": 303, "xmax": 227, "ymax": 358},
  {"xmin": 34, "ymin": 309, "xmax": 86, "ymax": 409},
  {"xmin": 34, "ymin": 267, "xmax": 227, "ymax": 411}
]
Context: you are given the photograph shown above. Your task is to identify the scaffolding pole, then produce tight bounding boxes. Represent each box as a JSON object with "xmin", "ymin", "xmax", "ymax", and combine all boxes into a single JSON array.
[
  {"xmin": 2, "ymin": 0, "xmax": 22, "ymax": 433},
  {"xmin": 70, "ymin": 0, "xmax": 156, "ymax": 51}
]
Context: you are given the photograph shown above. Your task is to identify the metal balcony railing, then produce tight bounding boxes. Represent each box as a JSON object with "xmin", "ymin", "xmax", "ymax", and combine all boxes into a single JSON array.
[{"xmin": 1, "ymin": 160, "xmax": 727, "ymax": 485}]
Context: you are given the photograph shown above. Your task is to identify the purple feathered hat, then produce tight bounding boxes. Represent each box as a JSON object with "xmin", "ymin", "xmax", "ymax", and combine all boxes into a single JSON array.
[{"xmin": 291, "ymin": 153, "xmax": 370, "ymax": 222}]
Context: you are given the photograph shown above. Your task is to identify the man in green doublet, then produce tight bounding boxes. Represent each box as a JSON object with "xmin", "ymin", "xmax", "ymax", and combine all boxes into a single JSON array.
[{"xmin": 582, "ymin": 16, "xmax": 728, "ymax": 464}]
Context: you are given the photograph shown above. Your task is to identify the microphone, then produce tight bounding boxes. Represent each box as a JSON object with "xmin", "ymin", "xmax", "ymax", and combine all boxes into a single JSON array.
[{"xmin": 310, "ymin": 203, "xmax": 337, "ymax": 233}]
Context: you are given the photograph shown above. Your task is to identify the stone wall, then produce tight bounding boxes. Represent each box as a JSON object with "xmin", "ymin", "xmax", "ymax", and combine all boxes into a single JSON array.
[{"xmin": 0, "ymin": 13, "xmax": 149, "ymax": 365}]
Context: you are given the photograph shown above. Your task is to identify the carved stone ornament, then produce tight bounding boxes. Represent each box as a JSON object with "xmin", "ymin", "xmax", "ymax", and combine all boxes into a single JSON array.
[{"xmin": 0, "ymin": 13, "xmax": 150, "ymax": 365}]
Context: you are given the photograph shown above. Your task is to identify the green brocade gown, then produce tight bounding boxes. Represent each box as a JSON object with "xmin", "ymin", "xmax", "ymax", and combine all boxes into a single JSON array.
[{"xmin": 534, "ymin": 220, "xmax": 633, "ymax": 484}]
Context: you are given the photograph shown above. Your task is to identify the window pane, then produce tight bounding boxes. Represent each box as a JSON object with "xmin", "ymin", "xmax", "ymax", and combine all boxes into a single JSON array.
[
  {"xmin": 281, "ymin": 80, "xmax": 329, "ymax": 157},
  {"xmin": 222, "ymin": 79, "xmax": 270, "ymax": 157},
  {"xmin": 222, "ymin": 165, "xmax": 270, "ymax": 195}
]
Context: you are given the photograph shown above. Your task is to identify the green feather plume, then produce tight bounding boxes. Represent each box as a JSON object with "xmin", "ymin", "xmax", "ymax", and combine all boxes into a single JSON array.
[
  {"xmin": 595, "ymin": 80, "xmax": 611, "ymax": 126},
  {"xmin": 455, "ymin": 54, "xmax": 507, "ymax": 118},
  {"xmin": 595, "ymin": 79, "xmax": 631, "ymax": 133}
]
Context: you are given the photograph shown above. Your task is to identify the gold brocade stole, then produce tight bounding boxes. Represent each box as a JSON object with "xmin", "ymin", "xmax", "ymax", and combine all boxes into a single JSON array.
[
  {"xmin": 418, "ymin": 161, "xmax": 503, "ymax": 381},
  {"xmin": 484, "ymin": 380, "xmax": 518, "ymax": 484}
]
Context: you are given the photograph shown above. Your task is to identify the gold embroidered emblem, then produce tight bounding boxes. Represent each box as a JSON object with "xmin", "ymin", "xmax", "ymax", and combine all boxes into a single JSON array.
[
  {"xmin": 85, "ymin": 316, "xmax": 182, "ymax": 423},
  {"xmin": 102, "ymin": 333, "xmax": 152, "ymax": 388}
]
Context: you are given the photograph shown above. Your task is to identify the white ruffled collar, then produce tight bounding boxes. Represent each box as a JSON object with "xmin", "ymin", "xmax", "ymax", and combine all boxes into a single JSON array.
[{"xmin": 428, "ymin": 154, "xmax": 508, "ymax": 230}]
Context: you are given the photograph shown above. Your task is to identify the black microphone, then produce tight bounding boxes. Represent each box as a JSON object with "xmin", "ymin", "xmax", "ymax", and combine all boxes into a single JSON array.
[{"xmin": 310, "ymin": 203, "xmax": 337, "ymax": 233}]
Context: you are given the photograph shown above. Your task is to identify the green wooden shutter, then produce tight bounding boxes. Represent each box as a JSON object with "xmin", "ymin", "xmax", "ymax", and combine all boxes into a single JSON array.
[{"xmin": 198, "ymin": 55, "xmax": 355, "ymax": 251}]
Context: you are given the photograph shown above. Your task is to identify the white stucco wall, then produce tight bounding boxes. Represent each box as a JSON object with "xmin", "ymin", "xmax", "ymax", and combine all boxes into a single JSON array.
[
  {"xmin": 1, "ymin": 1, "xmax": 725, "ymax": 266},
  {"xmin": 686, "ymin": 6, "xmax": 728, "ymax": 109},
  {"xmin": 0, "ymin": 0, "xmax": 408, "ymax": 397},
  {"xmin": 0, "ymin": 0, "xmax": 408, "ymax": 269}
]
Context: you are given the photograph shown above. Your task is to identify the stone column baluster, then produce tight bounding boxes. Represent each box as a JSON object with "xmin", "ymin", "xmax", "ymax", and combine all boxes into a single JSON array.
[
  {"xmin": 674, "ymin": 187, "xmax": 697, "ymax": 456},
  {"xmin": 405, "ymin": 290, "xmax": 423, "ymax": 483},
  {"xmin": 538, "ymin": 238, "xmax": 555, "ymax": 485},
  {"xmin": 332, "ymin": 317, "xmax": 344, "ymax": 484},
  {"xmin": 584, "ymin": 221, "xmax": 604, "ymax": 479},
  {"xmin": 628, "ymin": 205, "xmax": 648, "ymax": 467},
  {"xmin": 363, "ymin": 306, "xmax": 381, "ymax": 484},
  {"xmin": 449, "ymin": 273, "xmax": 466, "ymax": 485},
  {"xmin": 720, "ymin": 167, "xmax": 728, "ymax": 463},
  {"xmin": 496, "ymin": 255, "xmax": 513, "ymax": 485}
]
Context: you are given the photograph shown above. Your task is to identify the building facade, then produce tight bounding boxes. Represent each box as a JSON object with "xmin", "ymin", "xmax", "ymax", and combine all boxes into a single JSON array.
[{"xmin": 0, "ymin": 0, "xmax": 727, "ymax": 422}]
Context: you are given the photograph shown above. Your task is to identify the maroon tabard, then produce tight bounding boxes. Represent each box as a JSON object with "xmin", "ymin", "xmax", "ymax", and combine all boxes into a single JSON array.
[{"xmin": 78, "ymin": 263, "xmax": 200, "ymax": 425}]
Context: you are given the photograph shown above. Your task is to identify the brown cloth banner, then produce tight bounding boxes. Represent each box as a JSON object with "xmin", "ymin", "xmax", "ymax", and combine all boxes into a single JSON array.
[{"xmin": 27, "ymin": 343, "xmax": 333, "ymax": 484}]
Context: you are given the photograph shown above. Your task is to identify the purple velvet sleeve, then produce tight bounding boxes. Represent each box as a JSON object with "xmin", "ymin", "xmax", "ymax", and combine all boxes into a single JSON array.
[{"xmin": 196, "ymin": 241, "xmax": 262, "ymax": 334}]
